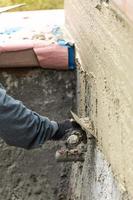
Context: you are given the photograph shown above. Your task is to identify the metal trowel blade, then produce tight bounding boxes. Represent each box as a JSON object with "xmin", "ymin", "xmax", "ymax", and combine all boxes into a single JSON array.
[{"xmin": 71, "ymin": 111, "xmax": 97, "ymax": 139}]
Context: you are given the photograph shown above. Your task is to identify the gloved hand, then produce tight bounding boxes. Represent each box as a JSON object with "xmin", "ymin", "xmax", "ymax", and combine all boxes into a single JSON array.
[{"xmin": 52, "ymin": 119, "xmax": 81, "ymax": 140}]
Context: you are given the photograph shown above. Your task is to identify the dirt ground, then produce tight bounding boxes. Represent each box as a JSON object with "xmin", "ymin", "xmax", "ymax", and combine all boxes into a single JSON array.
[{"xmin": 0, "ymin": 68, "xmax": 76, "ymax": 200}]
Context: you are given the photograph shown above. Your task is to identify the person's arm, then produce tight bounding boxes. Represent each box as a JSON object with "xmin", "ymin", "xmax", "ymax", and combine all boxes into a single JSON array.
[
  {"xmin": 0, "ymin": 84, "xmax": 80, "ymax": 150},
  {"xmin": 0, "ymin": 87, "xmax": 60, "ymax": 149}
]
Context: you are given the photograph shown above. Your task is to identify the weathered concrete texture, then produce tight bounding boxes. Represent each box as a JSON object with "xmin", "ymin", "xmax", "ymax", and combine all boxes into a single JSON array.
[
  {"xmin": 0, "ymin": 68, "xmax": 76, "ymax": 200},
  {"xmin": 66, "ymin": 69, "xmax": 131, "ymax": 200},
  {"xmin": 65, "ymin": 0, "xmax": 133, "ymax": 199},
  {"xmin": 67, "ymin": 139, "xmax": 128, "ymax": 200},
  {"xmin": 113, "ymin": 0, "xmax": 133, "ymax": 22}
]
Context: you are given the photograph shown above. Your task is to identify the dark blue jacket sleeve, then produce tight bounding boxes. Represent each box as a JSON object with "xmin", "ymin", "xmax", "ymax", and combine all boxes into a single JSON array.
[{"xmin": 0, "ymin": 87, "xmax": 58, "ymax": 149}]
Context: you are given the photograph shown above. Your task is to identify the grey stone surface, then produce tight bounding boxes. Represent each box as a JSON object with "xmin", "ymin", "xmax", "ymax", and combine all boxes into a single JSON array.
[{"xmin": 0, "ymin": 68, "xmax": 76, "ymax": 200}]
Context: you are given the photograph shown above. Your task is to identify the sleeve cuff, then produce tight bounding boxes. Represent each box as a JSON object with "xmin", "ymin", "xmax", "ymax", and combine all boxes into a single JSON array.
[{"xmin": 51, "ymin": 121, "xmax": 59, "ymax": 135}]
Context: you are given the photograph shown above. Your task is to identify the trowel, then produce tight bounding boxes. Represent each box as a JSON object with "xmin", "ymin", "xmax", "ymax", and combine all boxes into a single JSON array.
[
  {"xmin": 71, "ymin": 111, "xmax": 95, "ymax": 138},
  {"xmin": 55, "ymin": 112, "xmax": 95, "ymax": 162}
]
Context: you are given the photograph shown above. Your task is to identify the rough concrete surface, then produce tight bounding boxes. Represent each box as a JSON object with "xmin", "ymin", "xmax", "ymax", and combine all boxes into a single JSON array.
[
  {"xmin": 65, "ymin": 0, "xmax": 133, "ymax": 199},
  {"xmin": 0, "ymin": 68, "xmax": 76, "ymax": 200},
  {"xmin": 112, "ymin": 0, "xmax": 133, "ymax": 22},
  {"xmin": 67, "ymin": 139, "xmax": 128, "ymax": 200}
]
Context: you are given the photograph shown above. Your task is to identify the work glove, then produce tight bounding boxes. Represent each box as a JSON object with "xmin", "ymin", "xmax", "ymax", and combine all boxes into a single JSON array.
[{"xmin": 53, "ymin": 119, "xmax": 81, "ymax": 140}]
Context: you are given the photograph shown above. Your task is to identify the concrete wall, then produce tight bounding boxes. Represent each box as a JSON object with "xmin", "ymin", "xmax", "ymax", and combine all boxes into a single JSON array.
[
  {"xmin": 0, "ymin": 68, "xmax": 76, "ymax": 200},
  {"xmin": 112, "ymin": 0, "xmax": 133, "ymax": 22},
  {"xmin": 67, "ymin": 139, "xmax": 128, "ymax": 200},
  {"xmin": 65, "ymin": 0, "xmax": 133, "ymax": 199}
]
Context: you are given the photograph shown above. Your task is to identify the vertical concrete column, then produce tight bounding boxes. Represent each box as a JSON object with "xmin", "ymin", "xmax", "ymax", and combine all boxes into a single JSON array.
[{"xmin": 65, "ymin": 0, "xmax": 133, "ymax": 199}]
